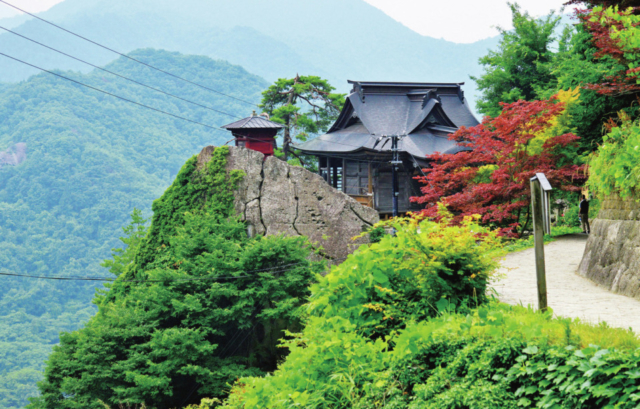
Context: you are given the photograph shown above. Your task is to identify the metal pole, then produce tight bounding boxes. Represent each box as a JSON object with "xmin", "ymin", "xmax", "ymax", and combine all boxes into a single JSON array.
[
  {"xmin": 391, "ymin": 135, "xmax": 399, "ymax": 218},
  {"xmin": 530, "ymin": 178, "xmax": 548, "ymax": 312}
]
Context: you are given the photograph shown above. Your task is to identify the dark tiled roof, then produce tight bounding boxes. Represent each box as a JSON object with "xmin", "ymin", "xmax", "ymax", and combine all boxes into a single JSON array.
[
  {"xmin": 222, "ymin": 116, "xmax": 284, "ymax": 130},
  {"xmin": 297, "ymin": 80, "xmax": 479, "ymax": 158},
  {"xmin": 295, "ymin": 124, "xmax": 459, "ymax": 158}
]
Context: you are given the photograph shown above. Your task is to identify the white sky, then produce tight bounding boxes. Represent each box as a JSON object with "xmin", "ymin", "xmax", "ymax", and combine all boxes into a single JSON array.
[
  {"xmin": 363, "ymin": 0, "xmax": 577, "ymax": 43},
  {"xmin": 0, "ymin": 0, "xmax": 61, "ymax": 19},
  {"xmin": 0, "ymin": 0, "xmax": 577, "ymax": 43}
]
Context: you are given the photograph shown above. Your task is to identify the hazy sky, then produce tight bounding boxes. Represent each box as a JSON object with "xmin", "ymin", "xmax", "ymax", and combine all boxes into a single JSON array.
[
  {"xmin": 0, "ymin": 0, "xmax": 577, "ymax": 43},
  {"xmin": 363, "ymin": 0, "xmax": 576, "ymax": 42},
  {"xmin": 0, "ymin": 0, "xmax": 61, "ymax": 19}
]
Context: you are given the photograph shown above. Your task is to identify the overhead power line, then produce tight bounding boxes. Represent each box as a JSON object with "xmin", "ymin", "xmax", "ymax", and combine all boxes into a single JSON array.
[
  {"xmin": 0, "ymin": 258, "xmax": 347, "ymax": 283},
  {"xmin": 0, "ymin": 25, "xmax": 244, "ymax": 121},
  {"xmin": 0, "ymin": 51, "xmax": 229, "ymax": 134},
  {"xmin": 0, "ymin": 0, "xmax": 260, "ymax": 108}
]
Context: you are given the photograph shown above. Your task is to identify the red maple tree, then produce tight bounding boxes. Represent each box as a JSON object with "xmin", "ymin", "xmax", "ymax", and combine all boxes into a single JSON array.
[{"xmin": 411, "ymin": 97, "xmax": 586, "ymax": 237}]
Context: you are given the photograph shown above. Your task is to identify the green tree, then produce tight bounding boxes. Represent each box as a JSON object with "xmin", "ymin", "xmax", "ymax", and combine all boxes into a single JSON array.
[
  {"xmin": 28, "ymin": 147, "xmax": 324, "ymax": 409},
  {"xmin": 100, "ymin": 208, "xmax": 149, "ymax": 277},
  {"xmin": 0, "ymin": 49, "xmax": 268, "ymax": 409},
  {"xmin": 259, "ymin": 75, "xmax": 345, "ymax": 161},
  {"xmin": 473, "ymin": 3, "xmax": 562, "ymax": 117},
  {"xmin": 547, "ymin": 22, "xmax": 639, "ymax": 151}
]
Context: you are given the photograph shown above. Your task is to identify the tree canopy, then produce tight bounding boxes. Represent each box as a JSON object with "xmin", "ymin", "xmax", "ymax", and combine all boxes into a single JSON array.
[
  {"xmin": 28, "ymin": 147, "xmax": 324, "ymax": 409},
  {"xmin": 412, "ymin": 92, "xmax": 586, "ymax": 237},
  {"xmin": 473, "ymin": 4, "xmax": 562, "ymax": 118},
  {"xmin": 259, "ymin": 75, "xmax": 345, "ymax": 161},
  {"xmin": 0, "ymin": 48, "xmax": 267, "ymax": 408}
]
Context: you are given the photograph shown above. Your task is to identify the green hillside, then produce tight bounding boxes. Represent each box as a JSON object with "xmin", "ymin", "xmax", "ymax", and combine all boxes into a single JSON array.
[
  {"xmin": 0, "ymin": 0, "xmax": 499, "ymax": 110},
  {"xmin": 0, "ymin": 48, "xmax": 267, "ymax": 408}
]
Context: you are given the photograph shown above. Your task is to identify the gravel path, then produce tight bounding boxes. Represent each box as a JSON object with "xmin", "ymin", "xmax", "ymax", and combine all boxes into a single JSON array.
[{"xmin": 492, "ymin": 234, "xmax": 640, "ymax": 333}]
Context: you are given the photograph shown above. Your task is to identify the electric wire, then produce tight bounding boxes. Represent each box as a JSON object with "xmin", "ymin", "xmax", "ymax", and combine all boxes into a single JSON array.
[
  {"xmin": 0, "ymin": 2, "xmax": 391, "ymax": 148},
  {"xmin": 0, "ymin": 51, "xmax": 230, "ymax": 134},
  {"xmin": 0, "ymin": 1, "xmax": 445, "ymax": 157},
  {"xmin": 0, "ymin": 25, "xmax": 244, "ymax": 120},
  {"xmin": 0, "ymin": 257, "xmax": 348, "ymax": 283},
  {"xmin": 0, "ymin": 0, "xmax": 260, "ymax": 108}
]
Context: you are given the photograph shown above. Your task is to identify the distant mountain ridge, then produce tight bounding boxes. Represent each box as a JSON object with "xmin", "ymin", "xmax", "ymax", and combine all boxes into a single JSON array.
[{"xmin": 0, "ymin": 0, "xmax": 499, "ymax": 111}]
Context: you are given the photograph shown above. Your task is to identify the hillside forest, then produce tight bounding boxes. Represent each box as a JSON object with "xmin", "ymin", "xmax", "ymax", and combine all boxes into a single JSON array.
[
  {"xmin": 4, "ymin": 0, "xmax": 640, "ymax": 408},
  {"xmin": 0, "ymin": 49, "xmax": 267, "ymax": 407}
]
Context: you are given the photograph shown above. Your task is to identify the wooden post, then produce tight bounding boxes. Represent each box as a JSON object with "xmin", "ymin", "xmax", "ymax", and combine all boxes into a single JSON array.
[
  {"xmin": 331, "ymin": 161, "xmax": 338, "ymax": 189},
  {"xmin": 531, "ymin": 178, "xmax": 548, "ymax": 312},
  {"xmin": 367, "ymin": 162, "xmax": 373, "ymax": 194}
]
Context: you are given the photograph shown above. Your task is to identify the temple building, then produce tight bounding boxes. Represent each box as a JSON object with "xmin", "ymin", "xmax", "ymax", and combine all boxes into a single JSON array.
[
  {"xmin": 222, "ymin": 112, "xmax": 283, "ymax": 157},
  {"xmin": 295, "ymin": 80, "xmax": 479, "ymax": 215}
]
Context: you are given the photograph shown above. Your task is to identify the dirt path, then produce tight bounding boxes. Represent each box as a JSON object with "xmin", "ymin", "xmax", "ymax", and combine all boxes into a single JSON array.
[{"xmin": 492, "ymin": 234, "xmax": 640, "ymax": 333}]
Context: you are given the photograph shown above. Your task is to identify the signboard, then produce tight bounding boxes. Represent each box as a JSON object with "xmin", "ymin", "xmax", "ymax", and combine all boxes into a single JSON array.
[
  {"xmin": 530, "ymin": 173, "xmax": 553, "ymax": 312},
  {"xmin": 534, "ymin": 173, "xmax": 552, "ymax": 234}
]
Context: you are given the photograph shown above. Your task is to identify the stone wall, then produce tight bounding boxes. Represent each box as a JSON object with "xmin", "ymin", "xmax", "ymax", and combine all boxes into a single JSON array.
[
  {"xmin": 196, "ymin": 146, "xmax": 380, "ymax": 261},
  {"xmin": 578, "ymin": 195, "xmax": 640, "ymax": 298}
]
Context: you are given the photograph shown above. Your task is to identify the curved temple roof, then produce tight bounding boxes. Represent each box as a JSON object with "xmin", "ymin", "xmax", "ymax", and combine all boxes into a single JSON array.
[
  {"xmin": 296, "ymin": 80, "xmax": 479, "ymax": 159},
  {"xmin": 222, "ymin": 115, "xmax": 284, "ymax": 130}
]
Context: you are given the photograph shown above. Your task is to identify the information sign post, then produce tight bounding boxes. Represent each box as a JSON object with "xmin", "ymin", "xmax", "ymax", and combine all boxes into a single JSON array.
[{"xmin": 530, "ymin": 173, "xmax": 553, "ymax": 312}]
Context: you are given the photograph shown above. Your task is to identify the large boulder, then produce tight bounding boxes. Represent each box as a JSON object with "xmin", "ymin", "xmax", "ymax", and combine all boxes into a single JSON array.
[
  {"xmin": 197, "ymin": 146, "xmax": 379, "ymax": 261},
  {"xmin": 578, "ymin": 195, "xmax": 640, "ymax": 299}
]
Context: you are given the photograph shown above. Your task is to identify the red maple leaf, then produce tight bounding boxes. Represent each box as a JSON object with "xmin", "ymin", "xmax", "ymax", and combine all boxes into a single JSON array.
[{"xmin": 411, "ymin": 97, "xmax": 586, "ymax": 237}]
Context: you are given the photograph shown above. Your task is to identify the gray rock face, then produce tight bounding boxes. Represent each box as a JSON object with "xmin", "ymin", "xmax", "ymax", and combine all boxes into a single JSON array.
[
  {"xmin": 196, "ymin": 146, "xmax": 380, "ymax": 261},
  {"xmin": 578, "ymin": 195, "xmax": 640, "ymax": 299}
]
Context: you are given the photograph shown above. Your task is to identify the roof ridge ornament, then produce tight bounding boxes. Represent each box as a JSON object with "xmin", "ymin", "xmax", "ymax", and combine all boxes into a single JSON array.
[
  {"xmin": 353, "ymin": 82, "xmax": 365, "ymax": 104},
  {"xmin": 458, "ymin": 87, "xmax": 465, "ymax": 103},
  {"xmin": 421, "ymin": 89, "xmax": 441, "ymax": 109}
]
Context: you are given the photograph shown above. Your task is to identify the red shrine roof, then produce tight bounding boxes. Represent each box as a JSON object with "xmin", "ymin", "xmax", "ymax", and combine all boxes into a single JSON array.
[{"xmin": 222, "ymin": 115, "xmax": 284, "ymax": 130}]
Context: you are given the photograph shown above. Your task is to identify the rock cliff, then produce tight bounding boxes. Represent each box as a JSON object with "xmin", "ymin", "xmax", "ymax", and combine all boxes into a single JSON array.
[
  {"xmin": 578, "ymin": 195, "xmax": 640, "ymax": 298},
  {"xmin": 197, "ymin": 146, "xmax": 379, "ymax": 261}
]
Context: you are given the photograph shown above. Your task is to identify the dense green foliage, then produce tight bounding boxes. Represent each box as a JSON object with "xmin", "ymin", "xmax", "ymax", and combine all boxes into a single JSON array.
[
  {"xmin": 259, "ymin": 75, "xmax": 344, "ymax": 162},
  {"xmin": 220, "ymin": 216, "xmax": 503, "ymax": 407},
  {"xmin": 545, "ymin": 13, "xmax": 640, "ymax": 152},
  {"xmin": 211, "ymin": 217, "xmax": 640, "ymax": 408},
  {"xmin": 588, "ymin": 116, "xmax": 640, "ymax": 198},
  {"xmin": 0, "ymin": 48, "xmax": 267, "ymax": 408},
  {"xmin": 473, "ymin": 4, "xmax": 561, "ymax": 117},
  {"xmin": 474, "ymin": 3, "xmax": 640, "ymax": 151},
  {"xmin": 28, "ymin": 146, "xmax": 324, "ymax": 408}
]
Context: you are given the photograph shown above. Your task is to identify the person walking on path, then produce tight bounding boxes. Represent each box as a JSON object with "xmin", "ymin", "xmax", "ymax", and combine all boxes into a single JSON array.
[{"xmin": 579, "ymin": 195, "xmax": 590, "ymax": 234}]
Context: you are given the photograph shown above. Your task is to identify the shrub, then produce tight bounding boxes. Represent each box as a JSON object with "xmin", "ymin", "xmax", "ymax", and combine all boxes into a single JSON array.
[
  {"xmin": 589, "ymin": 115, "xmax": 640, "ymax": 199},
  {"xmin": 220, "ymin": 214, "xmax": 503, "ymax": 407},
  {"xmin": 368, "ymin": 226, "xmax": 386, "ymax": 243},
  {"xmin": 221, "ymin": 265, "xmax": 640, "ymax": 408}
]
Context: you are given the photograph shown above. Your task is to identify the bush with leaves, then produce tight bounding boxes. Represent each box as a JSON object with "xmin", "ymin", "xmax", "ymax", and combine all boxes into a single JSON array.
[
  {"xmin": 220, "ymin": 214, "xmax": 503, "ymax": 408},
  {"xmin": 222, "ymin": 298, "xmax": 640, "ymax": 408},
  {"xmin": 28, "ymin": 147, "xmax": 325, "ymax": 409},
  {"xmin": 588, "ymin": 114, "xmax": 640, "ymax": 199},
  {"xmin": 216, "ymin": 210, "xmax": 640, "ymax": 409}
]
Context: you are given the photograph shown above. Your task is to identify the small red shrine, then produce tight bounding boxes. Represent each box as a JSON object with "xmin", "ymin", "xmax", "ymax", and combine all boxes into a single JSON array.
[{"xmin": 222, "ymin": 112, "xmax": 283, "ymax": 157}]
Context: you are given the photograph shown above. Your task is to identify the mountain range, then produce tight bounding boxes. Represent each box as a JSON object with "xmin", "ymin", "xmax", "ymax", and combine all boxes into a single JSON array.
[{"xmin": 0, "ymin": 0, "xmax": 499, "ymax": 111}]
